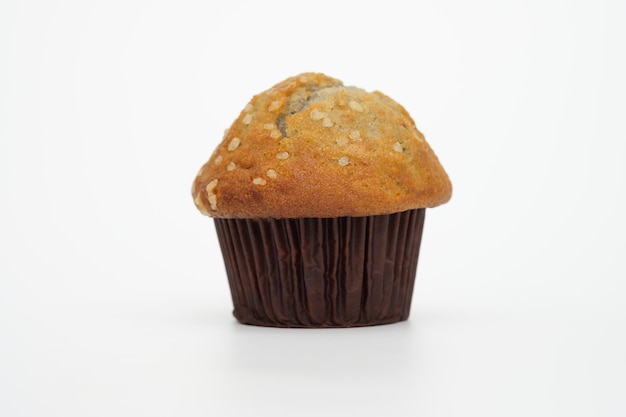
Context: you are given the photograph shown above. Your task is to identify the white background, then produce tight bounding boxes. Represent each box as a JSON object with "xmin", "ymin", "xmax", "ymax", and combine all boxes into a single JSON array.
[{"xmin": 1, "ymin": 0, "xmax": 625, "ymax": 416}]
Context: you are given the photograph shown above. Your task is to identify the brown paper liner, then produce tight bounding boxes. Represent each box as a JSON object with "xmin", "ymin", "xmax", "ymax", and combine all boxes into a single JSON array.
[{"xmin": 213, "ymin": 209, "xmax": 426, "ymax": 328}]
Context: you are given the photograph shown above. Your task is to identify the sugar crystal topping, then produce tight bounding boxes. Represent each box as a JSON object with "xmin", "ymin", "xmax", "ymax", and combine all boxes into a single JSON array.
[
  {"xmin": 268, "ymin": 101, "xmax": 281, "ymax": 112},
  {"xmin": 194, "ymin": 192, "xmax": 208, "ymax": 215},
  {"xmin": 349, "ymin": 100, "xmax": 363, "ymax": 112},
  {"xmin": 206, "ymin": 179, "xmax": 218, "ymax": 193},
  {"xmin": 228, "ymin": 137, "xmax": 241, "ymax": 151},
  {"xmin": 208, "ymin": 194, "xmax": 217, "ymax": 210},
  {"xmin": 205, "ymin": 179, "xmax": 219, "ymax": 211},
  {"xmin": 310, "ymin": 109, "xmax": 325, "ymax": 121}
]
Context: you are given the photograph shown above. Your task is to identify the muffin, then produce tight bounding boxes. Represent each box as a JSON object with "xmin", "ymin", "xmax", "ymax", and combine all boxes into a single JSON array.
[{"xmin": 192, "ymin": 73, "xmax": 451, "ymax": 327}]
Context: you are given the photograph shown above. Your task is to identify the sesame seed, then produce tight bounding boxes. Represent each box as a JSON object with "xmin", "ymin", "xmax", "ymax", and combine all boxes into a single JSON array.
[
  {"xmin": 276, "ymin": 151, "xmax": 289, "ymax": 160},
  {"xmin": 349, "ymin": 130, "xmax": 361, "ymax": 140},
  {"xmin": 206, "ymin": 179, "xmax": 218, "ymax": 193},
  {"xmin": 223, "ymin": 128, "xmax": 230, "ymax": 139},
  {"xmin": 208, "ymin": 194, "xmax": 217, "ymax": 210},
  {"xmin": 322, "ymin": 117, "xmax": 333, "ymax": 127},
  {"xmin": 349, "ymin": 101, "xmax": 364, "ymax": 112},
  {"xmin": 242, "ymin": 114, "xmax": 253, "ymax": 125},
  {"xmin": 336, "ymin": 138, "xmax": 348, "ymax": 146},
  {"xmin": 310, "ymin": 108, "xmax": 326, "ymax": 121},
  {"xmin": 263, "ymin": 123, "xmax": 276, "ymax": 130},
  {"xmin": 338, "ymin": 156, "xmax": 349, "ymax": 166},
  {"xmin": 270, "ymin": 129, "xmax": 282, "ymax": 139},
  {"xmin": 252, "ymin": 177, "xmax": 267, "ymax": 185},
  {"xmin": 393, "ymin": 142, "xmax": 403, "ymax": 153},
  {"xmin": 266, "ymin": 169, "xmax": 277, "ymax": 179},
  {"xmin": 268, "ymin": 101, "xmax": 281, "ymax": 112},
  {"xmin": 214, "ymin": 155, "xmax": 223, "ymax": 165},
  {"xmin": 244, "ymin": 103, "xmax": 253, "ymax": 112},
  {"xmin": 227, "ymin": 162, "xmax": 236, "ymax": 171},
  {"xmin": 228, "ymin": 137, "xmax": 241, "ymax": 151}
]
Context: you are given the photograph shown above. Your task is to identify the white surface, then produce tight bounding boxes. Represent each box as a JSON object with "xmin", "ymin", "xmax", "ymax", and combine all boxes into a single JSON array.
[{"xmin": 1, "ymin": 0, "xmax": 625, "ymax": 416}]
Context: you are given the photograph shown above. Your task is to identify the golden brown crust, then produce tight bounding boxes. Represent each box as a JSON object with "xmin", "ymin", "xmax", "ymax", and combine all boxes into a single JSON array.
[{"xmin": 192, "ymin": 73, "xmax": 452, "ymax": 218}]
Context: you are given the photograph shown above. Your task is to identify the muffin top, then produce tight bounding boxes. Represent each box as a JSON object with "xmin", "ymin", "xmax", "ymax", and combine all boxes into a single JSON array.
[{"xmin": 192, "ymin": 73, "xmax": 452, "ymax": 219}]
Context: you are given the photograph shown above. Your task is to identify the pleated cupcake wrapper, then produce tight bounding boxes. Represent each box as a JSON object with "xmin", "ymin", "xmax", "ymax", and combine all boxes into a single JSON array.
[{"xmin": 214, "ymin": 209, "xmax": 426, "ymax": 328}]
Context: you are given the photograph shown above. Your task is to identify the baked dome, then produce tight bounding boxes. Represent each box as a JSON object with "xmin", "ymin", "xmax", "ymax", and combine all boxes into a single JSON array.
[{"xmin": 192, "ymin": 73, "xmax": 451, "ymax": 218}]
